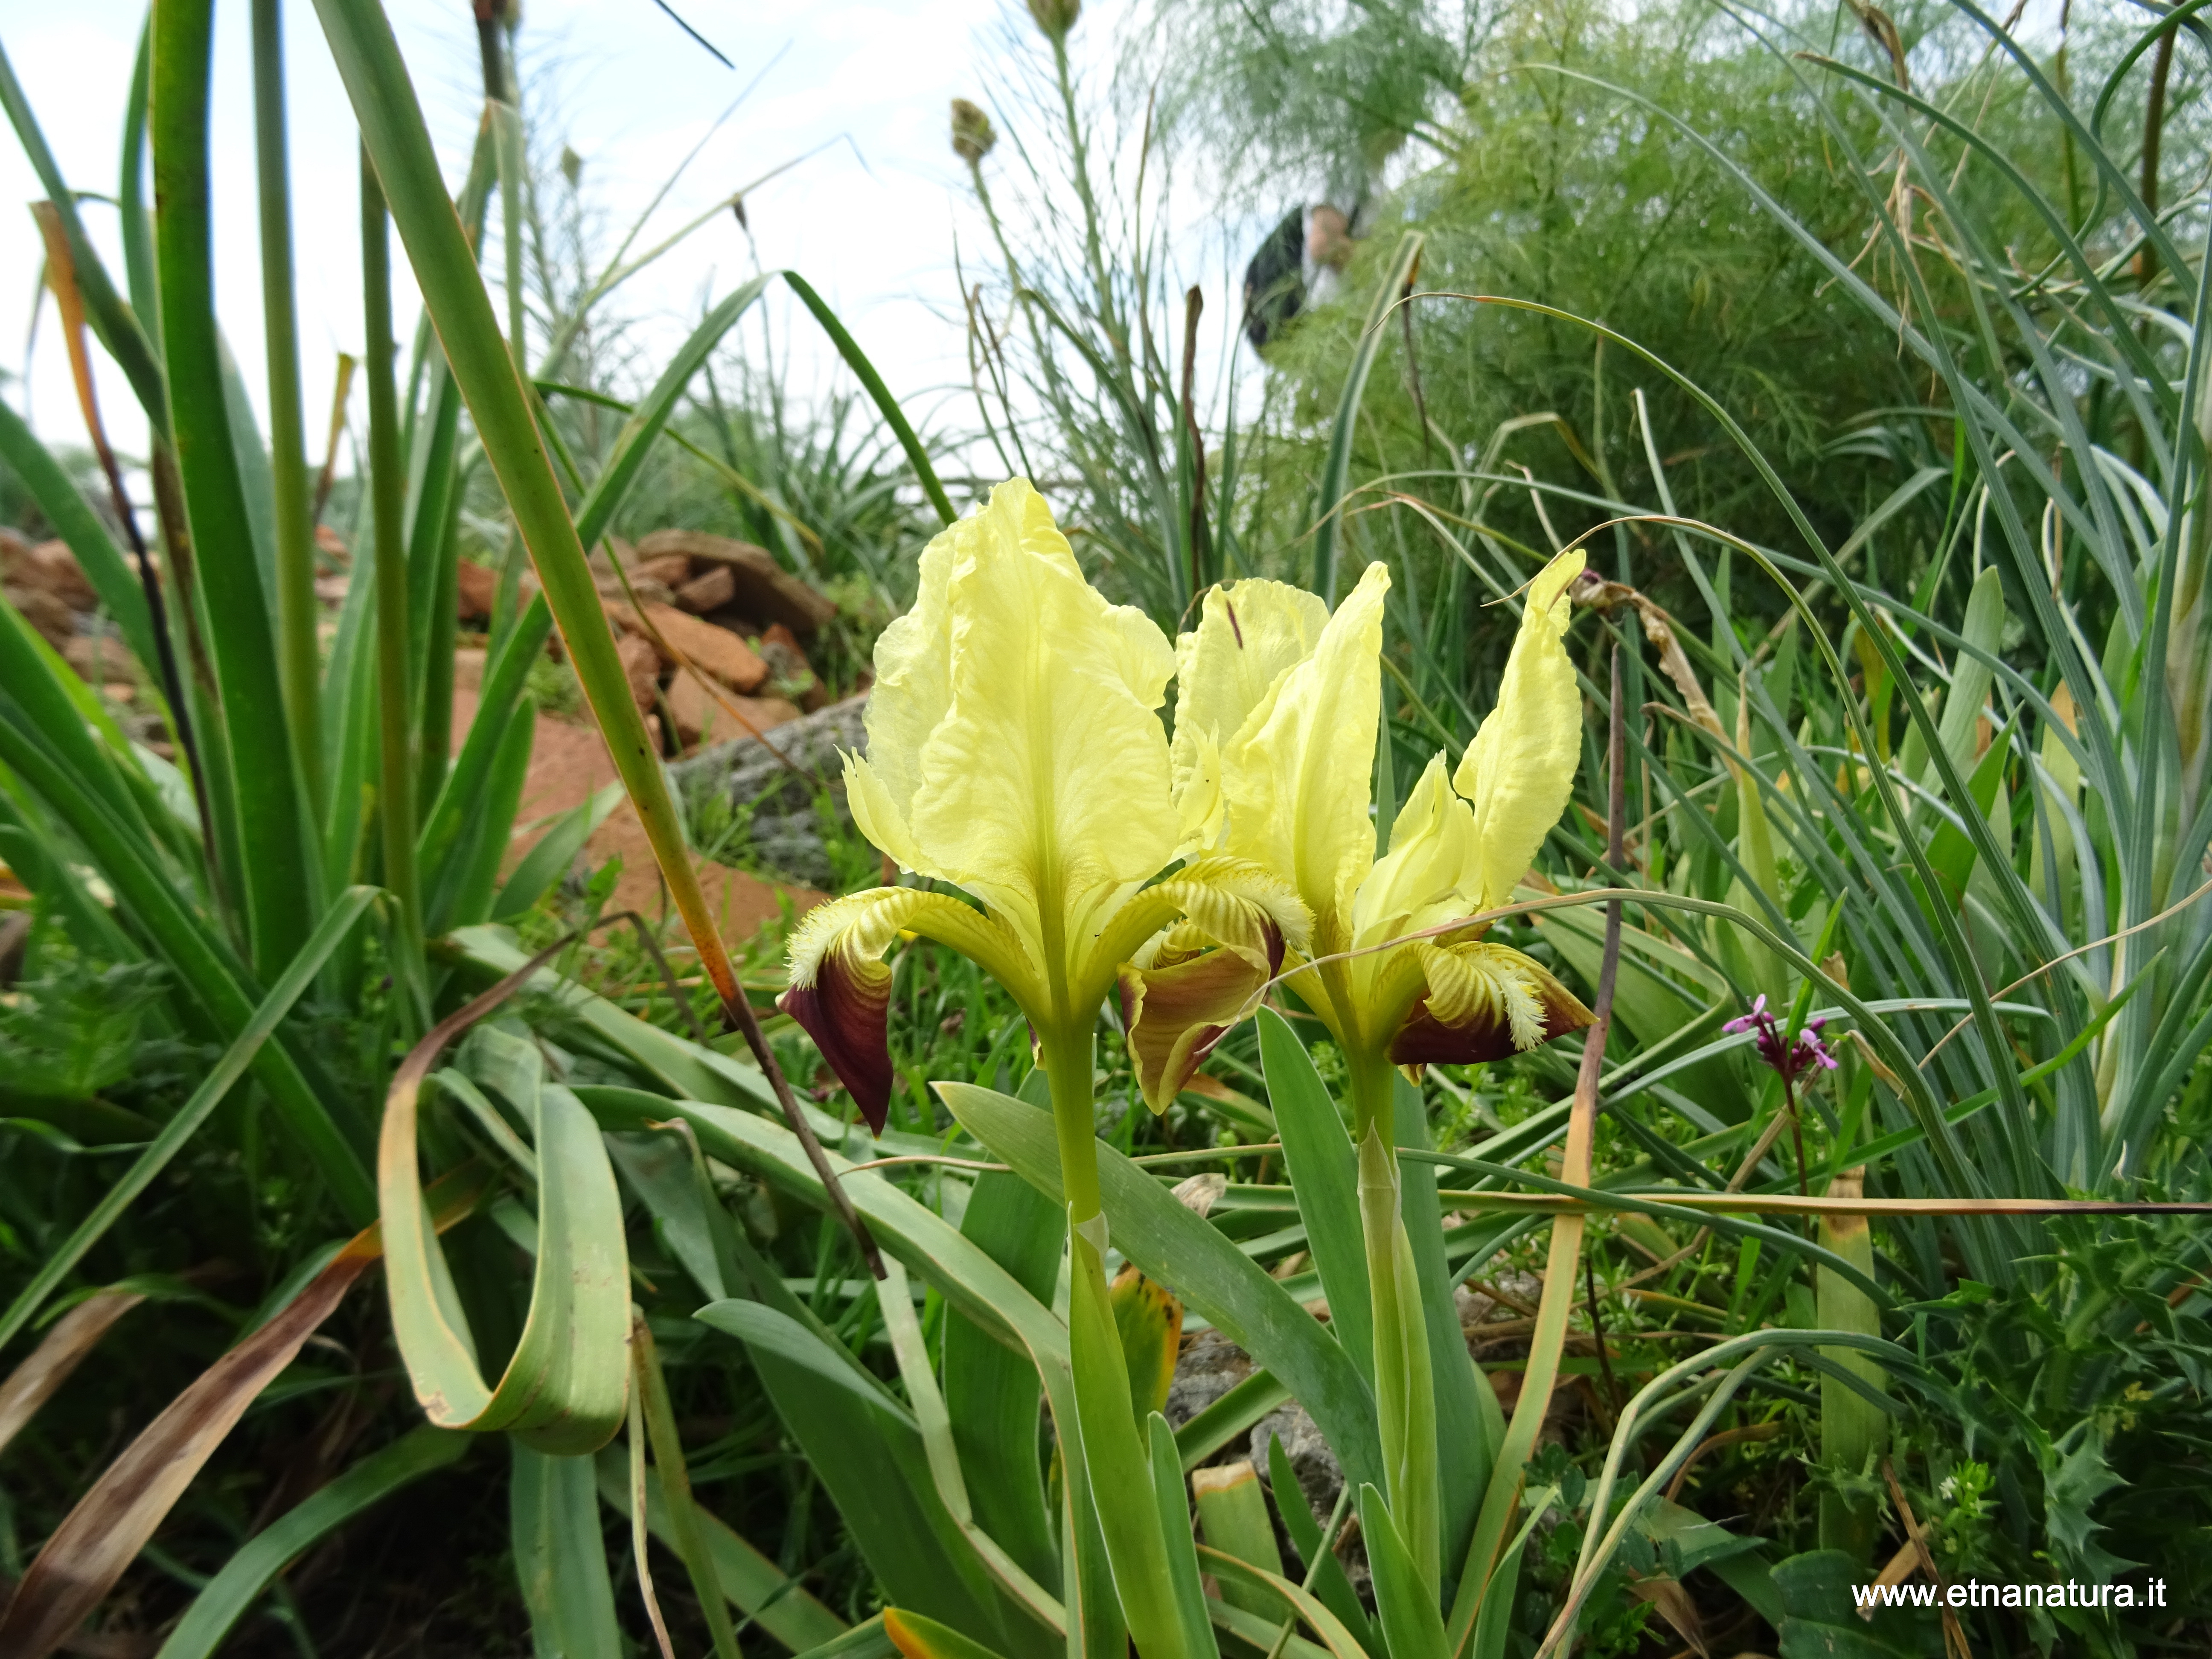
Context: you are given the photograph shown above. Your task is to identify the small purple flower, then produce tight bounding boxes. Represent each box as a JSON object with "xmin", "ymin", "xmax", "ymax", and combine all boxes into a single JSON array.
[{"xmin": 1724, "ymin": 994, "xmax": 1838, "ymax": 1083}]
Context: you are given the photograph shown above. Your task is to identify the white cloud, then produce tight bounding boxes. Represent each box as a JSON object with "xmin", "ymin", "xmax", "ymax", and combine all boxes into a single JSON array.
[{"xmin": 1, "ymin": 0, "xmax": 1268, "ymax": 499}]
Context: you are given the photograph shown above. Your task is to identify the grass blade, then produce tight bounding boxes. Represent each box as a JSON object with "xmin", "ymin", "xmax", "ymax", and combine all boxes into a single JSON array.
[
  {"xmin": 153, "ymin": 0, "xmax": 314, "ymax": 973},
  {"xmin": 0, "ymin": 712, "xmax": 377, "ymax": 1220},
  {"xmin": 781, "ymin": 271, "xmax": 955, "ymax": 527},
  {"xmin": 0, "ymin": 36, "xmax": 167, "ymax": 426},
  {"xmin": 592, "ymin": 1451, "xmax": 852, "ymax": 1651},
  {"xmin": 155, "ymin": 1426, "xmax": 471, "ymax": 1659},
  {"xmin": 0, "ymin": 399, "xmax": 158, "ymax": 679},
  {"xmin": 361, "ymin": 144, "xmax": 423, "ymax": 959},
  {"xmin": 0, "ymin": 886, "xmax": 377, "ymax": 1356},
  {"xmin": 634, "ymin": 1315, "xmax": 745, "ymax": 1659},
  {"xmin": 0, "ymin": 1291, "xmax": 145, "ymax": 1458},
  {"xmin": 426, "ymin": 693, "xmax": 533, "ymax": 931},
  {"xmin": 0, "ymin": 1170, "xmax": 484, "ymax": 1659},
  {"xmin": 1313, "ymin": 231, "xmax": 1422, "ymax": 601}
]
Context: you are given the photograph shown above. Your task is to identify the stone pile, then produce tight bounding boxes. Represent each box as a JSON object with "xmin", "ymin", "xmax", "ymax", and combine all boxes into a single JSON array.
[
  {"xmin": 0, "ymin": 527, "xmax": 165, "ymax": 752},
  {"xmin": 455, "ymin": 527, "xmax": 839, "ymax": 757},
  {"xmin": 669, "ymin": 693, "xmax": 870, "ymax": 891}
]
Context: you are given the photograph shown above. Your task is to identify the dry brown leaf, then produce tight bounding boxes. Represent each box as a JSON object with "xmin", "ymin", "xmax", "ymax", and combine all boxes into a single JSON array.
[
  {"xmin": 0, "ymin": 1171, "xmax": 484, "ymax": 1659},
  {"xmin": 0, "ymin": 1292, "xmax": 145, "ymax": 1458}
]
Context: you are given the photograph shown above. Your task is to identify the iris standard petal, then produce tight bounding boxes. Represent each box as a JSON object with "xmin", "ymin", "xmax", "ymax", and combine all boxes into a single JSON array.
[
  {"xmin": 1171, "ymin": 579, "xmax": 1329, "ymax": 855},
  {"xmin": 843, "ymin": 751, "xmax": 926, "ymax": 878},
  {"xmin": 902, "ymin": 479, "xmax": 1180, "ymax": 962},
  {"xmin": 779, "ymin": 886, "xmax": 1037, "ymax": 1132},
  {"xmin": 1351, "ymin": 752, "xmax": 1485, "ymax": 949},
  {"xmin": 859, "ymin": 516, "xmax": 958, "ymax": 840},
  {"xmin": 1220, "ymin": 562, "xmax": 1391, "ymax": 939},
  {"xmin": 1453, "ymin": 549, "xmax": 1586, "ymax": 912}
]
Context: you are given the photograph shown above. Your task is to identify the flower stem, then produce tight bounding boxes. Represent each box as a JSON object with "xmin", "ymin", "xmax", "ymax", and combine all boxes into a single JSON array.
[
  {"xmin": 1358, "ymin": 1110, "xmax": 1439, "ymax": 1596},
  {"xmin": 1041, "ymin": 1023, "xmax": 1104, "ymax": 1223},
  {"xmin": 1036, "ymin": 1021, "xmax": 1191, "ymax": 1659},
  {"xmin": 1784, "ymin": 1071, "xmax": 1809, "ymax": 1196}
]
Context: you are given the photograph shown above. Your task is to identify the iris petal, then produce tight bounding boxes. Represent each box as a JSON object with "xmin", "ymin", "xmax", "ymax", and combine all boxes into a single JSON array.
[
  {"xmin": 1220, "ymin": 562, "xmax": 1391, "ymax": 939},
  {"xmin": 1388, "ymin": 941, "xmax": 1594, "ymax": 1067},
  {"xmin": 1454, "ymin": 550, "xmax": 1586, "ymax": 912},
  {"xmin": 779, "ymin": 887, "xmax": 1036, "ymax": 1132},
  {"xmin": 1107, "ymin": 859, "xmax": 1304, "ymax": 1113}
]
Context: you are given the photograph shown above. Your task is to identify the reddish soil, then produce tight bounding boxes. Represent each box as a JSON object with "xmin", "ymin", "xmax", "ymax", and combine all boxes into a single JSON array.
[{"xmin": 449, "ymin": 688, "xmax": 820, "ymax": 939}]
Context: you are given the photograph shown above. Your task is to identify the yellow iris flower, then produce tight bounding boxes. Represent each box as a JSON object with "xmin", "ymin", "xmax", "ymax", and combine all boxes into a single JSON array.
[
  {"xmin": 778, "ymin": 477, "xmax": 1306, "ymax": 1136},
  {"xmin": 1143, "ymin": 551, "xmax": 1595, "ymax": 1123}
]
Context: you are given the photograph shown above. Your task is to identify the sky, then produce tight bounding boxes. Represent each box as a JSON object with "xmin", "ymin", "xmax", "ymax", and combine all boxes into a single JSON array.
[{"xmin": 0, "ymin": 0, "xmax": 1190, "ymax": 480}]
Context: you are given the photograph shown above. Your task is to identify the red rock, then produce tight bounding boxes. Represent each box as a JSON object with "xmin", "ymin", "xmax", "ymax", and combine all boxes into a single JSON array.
[
  {"xmin": 674, "ymin": 564, "xmax": 736, "ymax": 614},
  {"xmin": 635, "ymin": 528, "xmax": 836, "ymax": 634},
  {"xmin": 456, "ymin": 558, "xmax": 498, "ymax": 620},
  {"xmin": 585, "ymin": 802, "xmax": 820, "ymax": 936},
  {"xmin": 666, "ymin": 673, "xmax": 800, "ymax": 748},
  {"xmin": 9, "ymin": 540, "xmax": 99, "ymax": 612},
  {"xmin": 608, "ymin": 602, "xmax": 768, "ymax": 693},
  {"xmin": 314, "ymin": 524, "xmax": 350, "ymax": 562},
  {"xmin": 615, "ymin": 632, "xmax": 661, "ymax": 712},
  {"xmin": 9, "ymin": 584, "xmax": 75, "ymax": 649},
  {"xmin": 61, "ymin": 632, "xmax": 133, "ymax": 680},
  {"xmin": 444, "ymin": 685, "xmax": 816, "ymax": 937},
  {"xmin": 593, "ymin": 573, "xmax": 678, "ymax": 608}
]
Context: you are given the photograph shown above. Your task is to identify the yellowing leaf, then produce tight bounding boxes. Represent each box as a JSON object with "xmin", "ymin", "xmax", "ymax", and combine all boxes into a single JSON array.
[{"xmin": 1109, "ymin": 1265, "xmax": 1184, "ymax": 1425}]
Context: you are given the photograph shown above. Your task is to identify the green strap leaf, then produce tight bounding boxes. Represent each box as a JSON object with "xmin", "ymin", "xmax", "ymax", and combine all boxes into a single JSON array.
[
  {"xmin": 156, "ymin": 1426, "xmax": 470, "ymax": 1659},
  {"xmin": 945, "ymin": 1168, "xmax": 1062, "ymax": 1592},
  {"xmin": 152, "ymin": 0, "xmax": 315, "ymax": 975},
  {"xmin": 0, "ymin": 886, "xmax": 377, "ymax": 1355},
  {"xmin": 937, "ymin": 1080, "xmax": 1385, "ymax": 1497},
  {"xmin": 1363, "ymin": 1483, "xmax": 1450, "ymax": 1659},
  {"xmin": 511, "ymin": 1442, "xmax": 622, "ymax": 1659},
  {"xmin": 696, "ymin": 1300, "xmax": 917, "ymax": 1428},
  {"xmin": 383, "ymin": 1017, "xmax": 631, "ymax": 1453},
  {"xmin": 1258, "ymin": 1009, "xmax": 1374, "ymax": 1382},
  {"xmin": 1146, "ymin": 1412, "xmax": 1217, "ymax": 1657}
]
